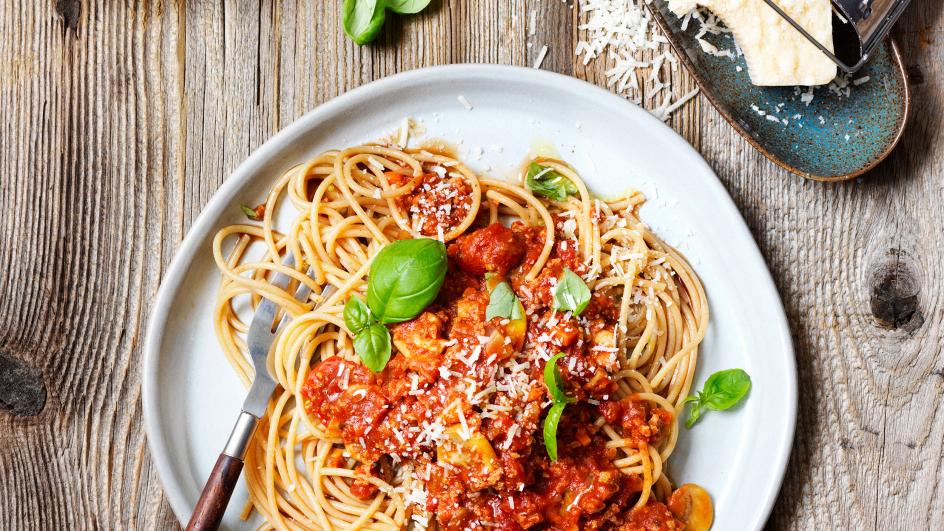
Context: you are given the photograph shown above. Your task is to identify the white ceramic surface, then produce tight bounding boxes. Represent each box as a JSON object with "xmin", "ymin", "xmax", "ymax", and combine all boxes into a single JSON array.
[{"xmin": 143, "ymin": 64, "xmax": 796, "ymax": 530}]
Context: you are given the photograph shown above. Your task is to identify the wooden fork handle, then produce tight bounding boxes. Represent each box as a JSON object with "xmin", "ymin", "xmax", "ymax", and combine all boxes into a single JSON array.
[
  {"xmin": 186, "ymin": 453, "xmax": 244, "ymax": 530},
  {"xmin": 187, "ymin": 411, "xmax": 258, "ymax": 530}
]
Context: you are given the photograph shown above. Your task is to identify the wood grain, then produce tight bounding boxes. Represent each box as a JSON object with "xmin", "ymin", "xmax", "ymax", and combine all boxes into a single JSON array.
[{"xmin": 0, "ymin": 0, "xmax": 940, "ymax": 529}]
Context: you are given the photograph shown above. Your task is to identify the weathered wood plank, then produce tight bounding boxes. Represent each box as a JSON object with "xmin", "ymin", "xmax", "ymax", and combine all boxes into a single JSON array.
[
  {"xmin": 0, "ymin": 0, "xmax": 941, "ymax": 530},
  {"xmin": 0, "ymin": 0, "xmax": 182, "ymax": 529},
  {"xmin": 762, "ymin": 2, "xmax": 944, "ymax": 529}
]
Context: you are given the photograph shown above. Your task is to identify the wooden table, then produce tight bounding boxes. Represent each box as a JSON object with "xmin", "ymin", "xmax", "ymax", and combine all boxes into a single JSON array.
[{"xmin": 1, "ymin": 1, "xmax": 941, "ymax": 529}]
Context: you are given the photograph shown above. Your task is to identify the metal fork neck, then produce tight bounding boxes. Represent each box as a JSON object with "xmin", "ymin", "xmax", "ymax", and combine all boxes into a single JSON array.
[{"xmin": 223, "ymin": 410, "xmax": 259, "ymax": 460}]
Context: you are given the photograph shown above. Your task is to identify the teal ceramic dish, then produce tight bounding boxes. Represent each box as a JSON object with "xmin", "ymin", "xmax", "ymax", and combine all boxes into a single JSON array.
[{"xmin": 649, "ymin": 3, "xmax": 910, "ymax": 181}]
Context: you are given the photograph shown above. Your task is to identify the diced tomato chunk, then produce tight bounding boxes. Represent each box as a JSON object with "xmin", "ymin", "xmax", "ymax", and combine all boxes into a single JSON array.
[{"xmin": 450, "ymin": 223, "xmax": 524, "ymax": 276}]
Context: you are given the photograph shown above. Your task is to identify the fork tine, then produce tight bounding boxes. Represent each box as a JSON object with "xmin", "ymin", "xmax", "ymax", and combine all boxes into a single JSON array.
[
  {"xmin": 274, "ymin": 271, "xmax": 336, "ymax": 330},
  {"xmin": 248, "ymin": 254, "xmax": 296, "ymax": 340}
]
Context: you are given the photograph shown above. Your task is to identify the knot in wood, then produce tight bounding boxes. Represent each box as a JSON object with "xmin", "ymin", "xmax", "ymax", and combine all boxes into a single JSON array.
[
  {"xmin": 55, "ymin": 0, "xmax": 81, "ymax": 32},
  {"xmin": 0, "ymin": 349, "xmax": 47, "ymax": 417},
  {"xmin": 868, "ymin": 248, "xmax": 920, "ymax": 330}
]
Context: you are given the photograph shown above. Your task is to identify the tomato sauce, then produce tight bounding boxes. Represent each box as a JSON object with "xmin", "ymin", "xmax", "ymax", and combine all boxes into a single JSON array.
[{"xmin": 301, "ymin": 221, "xmax": 685, "ymax": 530}]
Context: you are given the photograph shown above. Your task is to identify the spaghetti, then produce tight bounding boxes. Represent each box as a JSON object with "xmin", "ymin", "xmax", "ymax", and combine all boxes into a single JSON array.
[{"xmin": 212, "ymin": 143, "xmax": 711, "ymax": 530}]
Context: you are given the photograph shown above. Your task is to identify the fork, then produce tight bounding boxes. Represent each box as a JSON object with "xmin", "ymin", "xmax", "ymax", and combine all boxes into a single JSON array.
[{"xmin": 186, "ymin": 255, "xmax": 325, "ymax": 530}]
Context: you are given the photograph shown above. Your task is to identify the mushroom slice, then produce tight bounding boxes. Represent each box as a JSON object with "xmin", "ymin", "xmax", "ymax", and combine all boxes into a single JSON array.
[{"xmin": 667, "ymin": 483, "xmax": 714, "ymax": 531}]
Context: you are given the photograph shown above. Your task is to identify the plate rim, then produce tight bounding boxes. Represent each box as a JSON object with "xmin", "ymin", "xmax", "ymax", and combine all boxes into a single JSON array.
[{"xmin": 142, "ymin": 63, "xmax": 797, "ymax": 529}]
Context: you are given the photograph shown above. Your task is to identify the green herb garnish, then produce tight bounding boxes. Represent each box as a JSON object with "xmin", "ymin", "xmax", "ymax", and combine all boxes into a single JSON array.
[
  {"xmin": 543, "ymin": 403, "xmax": 567, "ymax": 462},
  {"xmin": 552, "ymin": 268, "xmax": 591, "ymax": 316},
  {"xmin": 485, "ymin": 281, "xmax": 524, "ymax": 321},
  {"xmin": 343, "ymin": 296, "xmax": 371, "ymax": 334},
  {"xmin": 367, "ymin": 238, "xmax": 447, "ymax": 324},
  {"xmin": 683, "ymin": 369, "xmax": 752, "ymax": 428},
  {"xmin": 385, "ymin": 0, "xmax": 432, "ymax": 13},
  {"xmin": 346, "ymin": 238, "xmax": 446, "ymax": 372},
  {"xmin": 240, "ymin": 204, "xmax": 260, "ymax": 220},
  {"xmin": 353, "ymin": 323, "xmax": 392, "ymax": 373},
  {"xmin": 342, "ymin": 0, "xmax": 433, "ymax": 45},
  {"xmin": 525, "ymin": 162, "xmax": 577, "ymax": 201},
  {"xmin": 542, "ymin": 353, "xmax": 577, "ymax": 461}
]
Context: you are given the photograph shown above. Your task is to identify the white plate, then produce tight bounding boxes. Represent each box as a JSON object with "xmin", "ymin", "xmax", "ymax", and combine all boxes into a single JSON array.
[{"xmin": 143, "ymin": 64, "xmax": 796, "ymax": 530}]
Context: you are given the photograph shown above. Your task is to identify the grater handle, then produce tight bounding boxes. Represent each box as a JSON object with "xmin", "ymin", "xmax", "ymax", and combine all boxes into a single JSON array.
[{"xmin": 761, "ymin": 0, "xmax": 911, "ymax": 74}]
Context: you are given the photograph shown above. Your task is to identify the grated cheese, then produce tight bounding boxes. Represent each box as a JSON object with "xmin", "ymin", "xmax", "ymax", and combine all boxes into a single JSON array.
[
  {"xmin": 533, "ymin": 44, "xmax": 549, "ymax": 69},
  {"xmin": 398, "ymin": 117, "xmax": 410, "ymax": 147},
  {"xmin": 650, "ymin": 87, "xmax": 700, "ymax": 122},
  {"xmin": 575, "ymin": 0, "xmax": 697, "ymax": 119}
]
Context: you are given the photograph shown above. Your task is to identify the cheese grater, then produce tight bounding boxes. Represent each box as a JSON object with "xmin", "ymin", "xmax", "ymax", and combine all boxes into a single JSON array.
[{"xmin": 761, "ymin": 0, "xmax": 911, "ymax": 73}]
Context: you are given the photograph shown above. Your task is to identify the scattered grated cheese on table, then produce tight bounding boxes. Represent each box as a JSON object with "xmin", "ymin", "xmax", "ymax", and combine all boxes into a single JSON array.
[
  {"xmin": 533, "ymin": 44, "xmax": 549, "ymax": 69},
  {"xmin": 650, "ymin": 87, "xmax": 700, "ymax": 121},
  {"xmin": 575, "ymin": 0, "xmax": 698, "ymax": 120}
]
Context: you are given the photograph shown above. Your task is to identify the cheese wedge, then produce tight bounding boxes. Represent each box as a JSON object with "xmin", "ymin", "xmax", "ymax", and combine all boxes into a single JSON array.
[{"xmin": 669, "ymin": 0, "xmax": 837, "ymax": 86}]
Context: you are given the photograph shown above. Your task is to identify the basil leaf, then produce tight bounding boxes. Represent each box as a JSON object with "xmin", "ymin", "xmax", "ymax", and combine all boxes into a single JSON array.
[
  {"xmin": 385, "ymin": 0, "xmax": 431, "ymax": 14},
  {"xmin": 685, "ymin": 399, "xmax": 703, "ymax": 429},
  {"xmin": 240, "ymin": 205, "xmax": 259, "ymax": 220},
  {"xmin": 543, "ymin": 353, "xmax": 576, "ymax": 405},
  {"xmin": 525, "ymin": 163, "xmax": 577, "ymax": 201},
  {"xmin": 681, "ymin": 395, "xmax": 700, "ymax": 406},
  {"xmin": 684, "ymin": 368, "xmax": 751, "ymax": 427},
  {"xmin": 485, "ymin": 281, "xmax": 524, "ymax": 321},
  {"xmin": 701, "ymin": 369, "xmax": 751, "ymax": 411},
  {"xmin": 342, "ymin": 0, "xmax": 387, "ymax": 45},
  {"xmin": 354, "ymin": 323, "xmax": 391, "ymax": 372},
  {"xmin": 344, "ymin": 296, "xmax": 371, "ymax": 335},
  {"xmin": 542, "ymin": 354, "xmax": 576, "ymax": 461},
  {"xmin": 367, "ymin": 238, "xmax": 447, "ymax": 324},
  {"xmin": 552, "ymin": 268, "xmax": 591, "ymax": 316},
  {"xmin": 543, "ymin": 402, "xmax": 567, "ymax": 461}
]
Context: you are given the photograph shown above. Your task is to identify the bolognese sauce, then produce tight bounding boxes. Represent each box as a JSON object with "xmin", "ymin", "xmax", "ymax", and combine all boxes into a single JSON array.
[
  {"xmin": 302, "ymin": 209, "xmax": 693, "ymax": 530},
  {"xmin": 386, "ymin": 171, "xmax": 474, "ymax": 237}
]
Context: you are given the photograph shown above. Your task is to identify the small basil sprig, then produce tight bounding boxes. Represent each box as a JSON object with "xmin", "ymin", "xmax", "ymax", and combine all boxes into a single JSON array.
[
  {"xmin": 344, "ymin": 238, "xmax": 446, "ymax": 372},
  {"xmin": 552, "ymin": 268, "xmax": 591, "ymax": 316},
  {"xmin": 345, "ymin": 296, "xmax": 391, "ymax": 372},
  {"xmin": 342, "ymin": 0, "xmax": 432, "ymax": 45},
  {"xmin": 542, "ymin": 353, "xmax": 577, "ymax": 461},
  {"xmin": 525, "ymin": 162, "xmax": 577, "ymax": 201},
  {"xmin": 485, "ymin": 281, "xmax": 524, "ymax": 321},
  {"xmin": 683, "ymin": 368, "xmax": 752, "ymax": 428}
]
